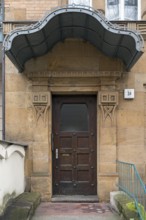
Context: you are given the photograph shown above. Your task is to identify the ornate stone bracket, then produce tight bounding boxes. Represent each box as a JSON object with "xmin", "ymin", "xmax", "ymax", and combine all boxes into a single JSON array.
[
  {"xmin": 32, "ymin": 92, "xmax": 50, "ymax": 126},
  {"xmin": 99, "ymin": 92, "xmax": 118, "ymax": 126}
]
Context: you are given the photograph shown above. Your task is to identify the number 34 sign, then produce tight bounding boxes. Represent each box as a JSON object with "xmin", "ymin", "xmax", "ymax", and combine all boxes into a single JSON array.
[{"xmin": 124, "ymin": 89, "xmax": 135, "ymax": 99}]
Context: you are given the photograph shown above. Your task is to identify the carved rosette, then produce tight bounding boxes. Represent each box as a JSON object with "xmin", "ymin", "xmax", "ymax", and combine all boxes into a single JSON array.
[
  {"xmin": 99, "ymin": 92, "xmax": 118, "ymax": 126},
  {"xmin": 32, "ymin": 92, "xmax": 50, "ymax": 126}
]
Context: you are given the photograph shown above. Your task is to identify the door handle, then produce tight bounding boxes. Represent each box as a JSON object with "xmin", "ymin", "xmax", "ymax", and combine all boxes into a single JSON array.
[{"xmin": 56, "ymin": 149, "xmax": 59, "ymax": 159}]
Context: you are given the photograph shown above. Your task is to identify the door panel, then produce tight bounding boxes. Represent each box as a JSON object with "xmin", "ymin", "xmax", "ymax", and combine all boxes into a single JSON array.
[{"xmin": 52, "ymin": 95, "xmax": 97, "ymax": 195}]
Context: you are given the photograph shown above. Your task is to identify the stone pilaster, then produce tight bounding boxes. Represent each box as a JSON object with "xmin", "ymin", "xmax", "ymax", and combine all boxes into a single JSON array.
[
  {"xmin": 98, "ymin": 90, "xmax": 119, "ymax": 201},
  {"xmin": 30, "ymin": 81, "xmax": 52, "ymax": 201}
]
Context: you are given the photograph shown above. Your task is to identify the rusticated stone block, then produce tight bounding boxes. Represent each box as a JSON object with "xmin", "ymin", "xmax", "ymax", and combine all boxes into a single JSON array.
[
  {"xmin": 31, "ymin": 176, "xmax": 51, "ymax": 201},
  {"xmin": 98, "ymin": 175, "xmax": 118, "ymax": 202},
  {"xmin": 32, "ymin": 142, "xmax": 49, "ymax": 173},
  {"xmin": 14, "ymin": 8, "xmax": 26, "ymax": 20}
]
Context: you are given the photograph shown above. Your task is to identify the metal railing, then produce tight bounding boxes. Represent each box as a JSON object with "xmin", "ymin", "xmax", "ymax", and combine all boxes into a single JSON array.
[{"xmin": 117, "ymin": 161, "xmax": 146, "ymax": 220}]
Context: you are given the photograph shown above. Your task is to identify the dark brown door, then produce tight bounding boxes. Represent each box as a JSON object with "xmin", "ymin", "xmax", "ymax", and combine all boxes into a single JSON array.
[{"xmin": 52, "ymin": 95, "xmax": 97, "ymax": 195}]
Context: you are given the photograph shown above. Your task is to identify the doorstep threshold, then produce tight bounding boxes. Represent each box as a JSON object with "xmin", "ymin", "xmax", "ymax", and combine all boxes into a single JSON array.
[{"xmin": 51, "ymin": 195, "xmax": 99, "ymax": 203}]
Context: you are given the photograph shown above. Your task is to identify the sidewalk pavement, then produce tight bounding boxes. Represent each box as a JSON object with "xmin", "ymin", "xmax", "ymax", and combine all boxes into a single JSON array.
[{"xmin": 32, "ymin": 202, "xmax": 122, "ymax": 220}]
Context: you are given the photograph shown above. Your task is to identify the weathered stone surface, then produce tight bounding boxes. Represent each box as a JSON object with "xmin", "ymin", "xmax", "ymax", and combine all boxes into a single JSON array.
[
  {"xmin": 32, "ymin": 142, "xmax": 49, "ymax": 173},
  {"xmin": 5, "ymin": 107, "xmax": 34, "ymax": 141},
  {"xmin": 100, "ymin": 128, "xmax": 117, "ymax": 145},
  {"xmin": 15, "ymin": 192, "xmax": 41, "ymax": 210},
  {"xmin": 114, "ymin": 193, "xmax": 139, "ymax": 220},
  {"xmin": 5, "ymin": 0, "xmax": 58, "ymax": 20},
  {"xmin": 25, "ymin": 40, "xmax": 122, "ymax": 73},
  {"xmin": 98, "ymin": 176, "xmax": 118, "ymax": 201},
  {"xmin": 0, "ymin": 192, "xmax": 41, "ymax": 220},
  {"xmin": 31, "ymin": 177, "xmax": 51, "ymax": 201},
  {"xmin": 13, "ymin": 8, "xmax": 26, "ymax": 20},
  {"xmin": 99, "ymin": 163, "xmax": 117, "ymax": 173},
  {"xmin": 5, "ymin": 74, "xmax": 31, "ymax": 92},
  {"xmin": 4, "ymin": 33, "xmax": 146, "ymax": 202},
  {"xmin": 5, "ymin": 0, "xmax": 146, "ymax": 22}
]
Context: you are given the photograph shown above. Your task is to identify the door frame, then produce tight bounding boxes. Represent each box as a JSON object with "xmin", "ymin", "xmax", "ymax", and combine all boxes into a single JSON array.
[{"xmin": 51, "ymin": 94, "xmax": 98, "ymax": 196}]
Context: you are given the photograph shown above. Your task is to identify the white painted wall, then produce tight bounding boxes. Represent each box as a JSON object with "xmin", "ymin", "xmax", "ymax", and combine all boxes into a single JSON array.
[
  {"xmin": 0, "ymin": 142, "xmax": 26, "ymax": 215},
  {"xmin": 0, "ymin": 47, "xmax": 2, "ymax": 140}
]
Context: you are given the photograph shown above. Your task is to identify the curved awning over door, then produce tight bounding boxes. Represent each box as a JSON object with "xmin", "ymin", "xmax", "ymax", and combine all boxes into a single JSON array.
[{"xmin": 4, "ymin": 5, "xmax": 144, "ymax": 72}]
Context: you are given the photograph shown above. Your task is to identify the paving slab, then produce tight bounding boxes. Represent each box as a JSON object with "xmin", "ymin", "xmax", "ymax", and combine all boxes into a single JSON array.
[{"xmin": 32, "ymin": 202, "xmax": 122, "ymax": 220}]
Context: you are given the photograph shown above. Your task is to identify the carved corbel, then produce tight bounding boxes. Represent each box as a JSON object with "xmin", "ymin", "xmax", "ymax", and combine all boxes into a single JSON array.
[
  {"xmin": 99, "ymin": 92, "xmax": 118, "ymax": 126},
  {"xmin": 32, "ymin": 92, "xmax": 50, "ymax": 126}
]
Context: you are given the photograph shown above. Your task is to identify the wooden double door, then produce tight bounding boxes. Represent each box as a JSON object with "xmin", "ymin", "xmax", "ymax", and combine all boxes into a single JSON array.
[{"xmin": 52, "ymin": 95, "xmax": 97, "ymax": 195}]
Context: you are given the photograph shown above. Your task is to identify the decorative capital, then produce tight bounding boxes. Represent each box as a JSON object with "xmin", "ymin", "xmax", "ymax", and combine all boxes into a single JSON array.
[
  {"xmin": 32, "ymin": 92, "xmax": 49, "ymax": 104},
  {"xmin": 99, "ymin": 92, "xmax": 118, "ymax": 126},
  {"xmin": 32, "ymin": 92, "xmax": 50, "ymax": 126}
]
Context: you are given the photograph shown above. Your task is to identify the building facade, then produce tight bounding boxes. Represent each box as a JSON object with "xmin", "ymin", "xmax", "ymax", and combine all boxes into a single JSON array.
[{"xmin": 3, "ymin": 0, "xmax": 146, "ymax": 201}]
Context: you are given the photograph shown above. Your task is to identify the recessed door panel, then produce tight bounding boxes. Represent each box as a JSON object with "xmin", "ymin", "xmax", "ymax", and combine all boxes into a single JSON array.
[{"xmin": 52, "ymin": 95, "xmax": 97, "ymax": 195}]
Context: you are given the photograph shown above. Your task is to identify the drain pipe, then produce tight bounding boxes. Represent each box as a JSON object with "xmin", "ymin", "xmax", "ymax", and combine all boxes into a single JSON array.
[
  {"xmin": 2, "ymin": 43, "xmax": 5, "ymax": 140},
  {"xmin": 2, "ymin": 0, "xmax": 5, "ymax": 140}
]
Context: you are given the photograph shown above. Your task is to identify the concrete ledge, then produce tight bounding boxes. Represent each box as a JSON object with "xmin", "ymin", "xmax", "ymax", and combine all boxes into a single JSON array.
[
  {"xmin": 114, "ymin": 193, "xmax": 139, "ymax": 220},
  {"xmin": 0, "ymin": 192, "xmax": 41, "ymax": 220}
]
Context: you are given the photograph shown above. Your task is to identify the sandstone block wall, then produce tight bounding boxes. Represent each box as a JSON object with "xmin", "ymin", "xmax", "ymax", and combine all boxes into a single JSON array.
[
  {"xmin": 4, "ymin": 0, "xmax": 146, "ymax": 202},
  {"xmin": 5, "ymin": 0, "xmax": 59, "ymax": 21},
  {"xmin": 4, "ymin": 0, "xmax": 146, "ymax": 21},
  {"xmin": 5, "ymin": 38, "xmax": 146, "ymax": 201}
]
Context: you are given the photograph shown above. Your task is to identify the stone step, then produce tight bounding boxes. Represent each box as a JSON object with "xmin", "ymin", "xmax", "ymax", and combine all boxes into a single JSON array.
[
  {"xmin": 51, "ymin": 195, "xmax": 99, "ymax": 203},
  {"xmin": 0, "ymin": 192, "xmax": 41, "ymax": 220}
]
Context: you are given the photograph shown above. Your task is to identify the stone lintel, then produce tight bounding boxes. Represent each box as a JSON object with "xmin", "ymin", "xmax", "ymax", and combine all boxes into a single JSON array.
[{"xmin": 27, "ymin": 71, "xmax": 123, "ymax": 79}]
